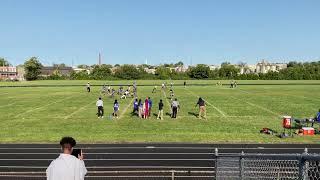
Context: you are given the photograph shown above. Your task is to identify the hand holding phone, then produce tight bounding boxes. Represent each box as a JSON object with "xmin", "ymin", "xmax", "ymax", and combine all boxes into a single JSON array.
[
  {"xmin": 71, "ymin": 149, "xmax": 83, "ymax": 160},
  {"xmin": 78, "ymin": 150, "xmax": 84, "ymax": 160}
]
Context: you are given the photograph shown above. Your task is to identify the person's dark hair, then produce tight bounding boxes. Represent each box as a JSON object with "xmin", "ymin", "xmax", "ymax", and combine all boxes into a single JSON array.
[
  {"xmin": 99, "ymin": 97, "xmax": 101, "ymax": 100},
  {"xmin": 175, "ymin": 98, "xmax": 177, "ymax": 101},
  {"xmin": 199, "ymin": 97, "xmax": 202, "ymax": 102},
  {"xmin": 160, "ymin": 99, "xmax": 162, "ymax": 102},
  {"xmin": 114, "ymin": 99, "xmax": 118, "ymax": 104},
  {"xmin": 148, "ymin": 97, "xmax": 151, "ymax": 99},
  {"xmin": 60, "ymin": 137, "xmax": 76, "ymax": 150}
]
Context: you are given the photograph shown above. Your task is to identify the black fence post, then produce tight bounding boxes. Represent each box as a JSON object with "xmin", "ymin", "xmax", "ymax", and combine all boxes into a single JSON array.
[{"xmin": 299, "ymin": 148, "xmax": 308, "ymax": 180}]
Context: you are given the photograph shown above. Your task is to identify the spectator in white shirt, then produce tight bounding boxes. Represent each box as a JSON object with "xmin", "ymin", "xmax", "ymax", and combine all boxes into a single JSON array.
[{"xmin": 46, "ymin": 137, "xmax": 87, "ymax": 180}]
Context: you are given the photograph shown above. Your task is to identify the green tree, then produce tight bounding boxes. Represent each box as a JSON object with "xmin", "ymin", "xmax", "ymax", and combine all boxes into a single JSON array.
[
  {"xmin": 218, "ymin": 62, "xmax": 240, "ymax": 79},
  {"xmin": 136, "ymin": 65, "xmax": 155, "ymax": 79},
  {"xmin": 0, "ymin": 57, "xmax": 11, "ymax": 66},
  {"xmin": 24, "ymin": 57, "xmax": 42, "ymax": 81},
  {"xmin": 287, "ymin": 61, "xmax": 300, "ymax": 68},
  {"xmin": 188, "ymin": 64, "xmax": 210, "ymax": 79},
  {"xmin": 209, "ymin": 69, "xmax": 219, "ymax": 79},
  {"xmin": 174, "ymin": 61, "xmax": 184, "ymax": 67},
  {"xmin": 77, "ymin": 64, "xmax": 90, "ymax": 69},
  {"xmin": 140, "ymin": 64, "xmax": 151, "ymax": 69},
  {"xmin": 103, "ymin": 64, "xmax": 113, "ymax": 69},
  {"xmin": 114, "ymin": 65, "xmax": 140, "ymax": 79},
  {"xmin": 91, "ymin": 64, "xmax": 112, "ymax": 80},
  {"xmin": 70, "ymin": 70, "xmax": 91, "ymax": 80},
  {"xmin": 155, "ymin": 66, "xmax": 171, "ymax": 79},
  {"xmin": 164, "ymin": 63, "xmax": 174, "ymax": 68}
]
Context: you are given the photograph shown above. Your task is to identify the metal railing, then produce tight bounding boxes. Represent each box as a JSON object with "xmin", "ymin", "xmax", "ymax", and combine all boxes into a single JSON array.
[
  {"xmin": 0, "ymin": 148, "xmax": 319, "ymax": 179},
  {"xmin": 0, "ymin": 170, "xmax": 215, "ymax": 180}
]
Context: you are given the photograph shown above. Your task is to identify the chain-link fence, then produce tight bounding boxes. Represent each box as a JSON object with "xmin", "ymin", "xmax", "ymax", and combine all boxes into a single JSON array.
[{"xmin": 215, "ymin": 149, "xmax": 320, "ymax": 179}]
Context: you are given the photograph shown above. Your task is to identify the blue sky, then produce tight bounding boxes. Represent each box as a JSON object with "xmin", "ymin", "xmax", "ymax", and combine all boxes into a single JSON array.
[{"xmin": 0, "ymin": 0, "xmax": 319, "ymax": 66}]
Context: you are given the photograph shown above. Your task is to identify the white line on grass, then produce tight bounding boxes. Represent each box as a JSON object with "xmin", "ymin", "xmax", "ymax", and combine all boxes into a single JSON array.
[
  {"xmin": 162, "ymin": 90, "xmax": 172, "ymax": 112},
  {"xmin": 237, "ymin": 87, "xmax": 320, "ymax": 103},
  {"xmin": 277, "ymin": 92, "xmax": 320, "ymax": 103},
  {"xmin": 184, "ymin": 88, "xmax": 226, "ymax": 117},
  {"xmin": 230, "ymin": 96, "xmax": 280, "ymax": 117},
  {"xmin": 119, "ymin": 98, "xmax": 134, "ymax": 119},
  {"xmin": 0, "ymin": 102, "xmax": 15, "ymax": 108},
  {"xmin": 14, "ymin": 96, "xmax": 75, "ymax": 118},
  {"xmin": 64, "ymin": 101, "xmax": 95, "ymax": 119},
  {"xmin": 236, "ymin": 88, "xmax": 320, "ymax": 114},
  {"xmin": 237, "ymin": 88, "xmax": 251, "ymax": 94}
]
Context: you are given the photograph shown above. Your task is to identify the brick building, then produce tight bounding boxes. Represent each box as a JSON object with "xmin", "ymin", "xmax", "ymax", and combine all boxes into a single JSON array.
[{"xmin": 0, "ymin": 66, "xmax": 17, "ymax": 80}]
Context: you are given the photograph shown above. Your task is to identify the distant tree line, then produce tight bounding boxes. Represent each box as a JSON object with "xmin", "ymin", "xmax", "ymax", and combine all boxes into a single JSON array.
[
  {"xmin": 2, "ymin": 57, "xmax": 320, "ymax": 81},
  {"xmin": 45, "ymin": 61, "xmax": 320, "ymax": 81},
  {"xmin": 236, "ymin": 61, "xmax": 320, "ymax": 80}
]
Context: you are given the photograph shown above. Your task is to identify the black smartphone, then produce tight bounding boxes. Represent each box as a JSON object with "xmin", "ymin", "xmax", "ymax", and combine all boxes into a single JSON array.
[{"xmin": 71, "ymin": 149, "xmax": 81, "ymax": 158}]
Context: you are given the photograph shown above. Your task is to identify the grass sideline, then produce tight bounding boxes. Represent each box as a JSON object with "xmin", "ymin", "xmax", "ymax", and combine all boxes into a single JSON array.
[
  {"xmin": 1, "ymin": 80, "xmax": 320, "ymax": 86},
  {"xmin": 0, "ymin": 80, "xmax": 320, "ymax": 143}
]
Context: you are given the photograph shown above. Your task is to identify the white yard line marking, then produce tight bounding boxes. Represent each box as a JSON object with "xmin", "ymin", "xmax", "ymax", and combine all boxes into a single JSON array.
[
  {"xmin": 0, "ymin": 102, "xmax": 15, "ymax": 108},
  {"xmin": 238, "ymin": 88, "xmax": 320, "ymax": 103},
  {"xmin": 237, "ymin": 88, "xmax": 251, "ymax": 94},
  {"xmin": 277, "ymin": 92, "xmax": 320, "ymax": 103},
  {"xmin": 236, "ymin": 88, "xmax": 319, "ymax": 116},
  {"xmin": 162, "ymin": 90, "xmax": 171, "ymax": 112},
  {"xmin": 14, "ymin": 96, "xmax": 75, "ymax": 118},
  {"xmin": 119, "ymin": 98, "xmax": 134, "ymax": 119},
  {"xmin": 64, "ymin": 101, "xmax": 95, "ymax": 119},
  {"xmin": 230, "ymin": 96, "xmax": 280, "ymax": 117},
  {"xmin": 185, "ymin": 89, "xmax": 226, "ymax": 117}
]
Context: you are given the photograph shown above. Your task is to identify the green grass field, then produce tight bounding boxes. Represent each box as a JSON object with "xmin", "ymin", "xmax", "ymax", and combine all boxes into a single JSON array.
[{"xmin": 0, "ymin": 80, "xmax": 319, "ymax": 143}]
